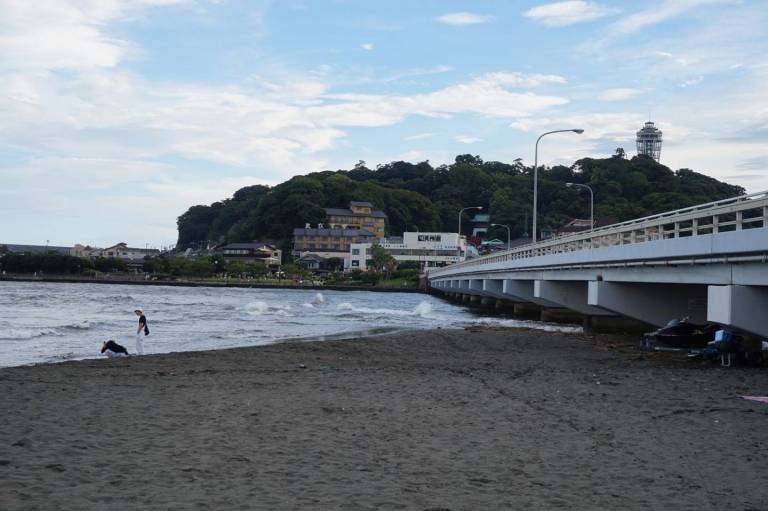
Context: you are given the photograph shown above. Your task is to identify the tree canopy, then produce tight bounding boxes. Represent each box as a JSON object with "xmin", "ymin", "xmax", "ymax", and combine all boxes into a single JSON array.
[{"xmin": 176, "ymin": 154, "xmax": 744, "ymax": 253}]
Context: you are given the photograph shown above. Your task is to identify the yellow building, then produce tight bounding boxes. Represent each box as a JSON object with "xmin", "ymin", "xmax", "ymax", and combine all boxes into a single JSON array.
[{"xmin": 324, "ymin": 201, "xmax": 387, "ymax": 238}]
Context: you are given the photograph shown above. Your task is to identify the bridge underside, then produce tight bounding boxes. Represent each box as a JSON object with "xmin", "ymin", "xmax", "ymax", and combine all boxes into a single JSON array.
[{"xmin": 431, "ymin": 262, "xmax": 768, "ymax": 336}]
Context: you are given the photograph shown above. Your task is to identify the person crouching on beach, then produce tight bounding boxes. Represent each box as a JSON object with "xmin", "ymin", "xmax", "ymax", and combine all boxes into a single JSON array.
[
  {"xmin": 134, "ymin": 308, "xmax": 149, "ymax": 355},
  {"xmin": 101, "ymin": 340, "xmax": 129, "ymax": 358}
]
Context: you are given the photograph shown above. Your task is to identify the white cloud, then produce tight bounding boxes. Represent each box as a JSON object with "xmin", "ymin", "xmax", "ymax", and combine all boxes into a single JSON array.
[
  {"xmin": 678, "ymin": 76, "xmax": 703, "ymax": 87},
  {"xmin": 0, "ymin": 0, "xmax": 188, "ymax": 71},
  {"xmin": 598, "ymin": 88, "xmax": 642, "ymax": 101},
  {"xmin": 523, "ymin": 1, "xmax": 619, "ymax": 26},
  {"xmin": 360, "ymin": 43, "xmax": 375, "ymax": 51},
  {"xmin": 476, "ymin": 72, "xmax": 567, "ymax": 87},
  {"xmin": 313, "ymin": 72, "xmax": 568, "ymax": 127},
  {"xmin": 404, "ymin": 133, "xmax": 436, "ymax": 141},
  {"xmin": 395, "ymin": 150, "xmax": 427, "ymax": 162},
  {"xmin": 455, "ymin": 136, "xmax": 483, "ymax": 144},
  {"xmin": 610, "ymin": 0, "xmax": 733, "ymax": 36},
  {"xmin": 435, "ymin": 12, "xmax": 493, "ymax": 26},
  {"xmin": 510, "ymin": 112, "xmax": 648, "ymax": 141}
]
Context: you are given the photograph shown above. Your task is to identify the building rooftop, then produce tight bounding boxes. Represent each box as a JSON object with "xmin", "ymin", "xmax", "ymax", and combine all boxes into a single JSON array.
[
  {"xmin": 324, "ymin": 207, "xmax": 387, "ymax": 219},
  {"xmin": 299, "ymin": 253, "xmax": 326, "ymax": 262},
  {"xmin": 556, "ymin": 217, "xmax": 617, "ymax": 234},
  {"xmin": 293, "ymin": 228, "xmax": 376, "ymax": 237},
  {"xmin": 220, "ymin": 242, "xmax": 276, "ymax": 250},
  {"xmin": 349, "ymin": 201, "xmax": 373, "ymax": 208},
  {"xmin": 1, "ymin": 243, "xmax": 71, "ymax": 255}
]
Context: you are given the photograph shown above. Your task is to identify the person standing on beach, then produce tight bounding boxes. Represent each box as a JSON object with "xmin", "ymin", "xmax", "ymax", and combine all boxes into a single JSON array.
[{"xmin": 134, "ymin": 309, "xmax": 149, "ymax": 355}]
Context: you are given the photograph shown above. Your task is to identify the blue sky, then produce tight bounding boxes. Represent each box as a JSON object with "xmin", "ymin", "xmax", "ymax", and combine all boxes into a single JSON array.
[{"xmin": 1, "ymin": 0, "xmax": 766, "ymax": 247}]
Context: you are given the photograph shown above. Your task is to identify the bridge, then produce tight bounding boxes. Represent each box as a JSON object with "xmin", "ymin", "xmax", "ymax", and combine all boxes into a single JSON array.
[{"xmin": 427, "ymin": 191, "xmax": 768, "ymax": 337}]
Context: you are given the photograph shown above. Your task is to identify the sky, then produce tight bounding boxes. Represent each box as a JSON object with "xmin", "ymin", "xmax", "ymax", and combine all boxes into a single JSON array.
[{"xmin": 1, "ymin": 0, "xmax": 767, "ymax": 248}]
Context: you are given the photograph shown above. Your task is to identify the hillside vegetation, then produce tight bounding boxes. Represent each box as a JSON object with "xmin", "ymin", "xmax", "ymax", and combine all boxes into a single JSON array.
[{"xmin": 176, "ymin": 154, "xmax": 744, "ymax": 253}]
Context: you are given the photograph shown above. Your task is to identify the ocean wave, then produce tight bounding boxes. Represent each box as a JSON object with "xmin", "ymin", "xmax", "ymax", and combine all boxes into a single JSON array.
[
  {"xmin": 335, "ymin": 301, "xmax": 435, "ymax": 319},
  {"xmin": 102, "ymin": 294, "xmax": 136, "ymax": 303},
  {"xmin": 44, "ymin": 352, "xmax": 79, "ymax": 363},
  {"xmin": 0, "ymin": 320, "xmax": 104, "ymax": 340},
  {"xmin": 467, "ymin": 317, "xmax": 583, "ymax": 334},
  {"xmin": 245, "ymin": 301, "xmax": 292, "ymax": 316},
  {"xmin": 1, "ymin": 327, "xmax": 64, "ymax": 340}
]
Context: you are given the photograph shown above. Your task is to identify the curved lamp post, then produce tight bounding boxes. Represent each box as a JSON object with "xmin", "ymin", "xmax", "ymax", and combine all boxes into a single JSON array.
[
  {"xmin": 532, "ymin": 129, "xmax": 584, "ymax": 242},
  {"xmin": 458, "ymin": 206, "xmax": 483, "ymax": 260},
  {"xmin": 565, "ymin": 182, "xmax": 594, "ymax": 231},
  {"xmin": 491, "ymin": 223, "xmax": 511, "ymax": 250}
]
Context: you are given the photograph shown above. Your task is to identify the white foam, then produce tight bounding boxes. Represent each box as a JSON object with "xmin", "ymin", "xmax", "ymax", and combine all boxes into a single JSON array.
[
  {"xmin": 335, "ymin": 300, "xmax": 436, "ymax": 319},
  {"xmin": 311, "ymin": 293, "xmax": 326, "ymax": 305},
  {"xmin": 245, "ymin": 301, "xmax": 292, "ymax": 316},
  {"xmin": 2, "ymin": 327, "xmax": 63, "ymax": 340},
  {"xmin": 467, "ymin": 317, "xmax": 583, "ymax": 334}
]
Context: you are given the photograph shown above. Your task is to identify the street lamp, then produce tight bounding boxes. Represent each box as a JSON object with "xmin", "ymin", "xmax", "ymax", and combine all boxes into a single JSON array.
[
  {"xmin": 491, "ymin": 223, "xmax": 511, "ymax": 250},
  {"xmin": 458, "ymin": 206, "xmax": 482, "ymax": 261},
  {"xmin": 565, "ymin": 182, "xmax": 594, "ymax": 231},
  {"xmin": 532, "ymin": 129, "xmax": 584, "ymax": 242}
]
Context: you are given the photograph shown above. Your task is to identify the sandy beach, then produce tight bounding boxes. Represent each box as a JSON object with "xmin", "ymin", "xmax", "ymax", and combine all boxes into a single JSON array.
[{"xmin": 1, "ymin": 328, "xmax": 767, "ymax": 510}]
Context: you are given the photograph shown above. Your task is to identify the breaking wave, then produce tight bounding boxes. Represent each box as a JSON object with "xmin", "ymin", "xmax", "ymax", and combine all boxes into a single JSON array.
[
  {"xmin": 467, "ymin": 317, "xmax": 583, "ymax": 334},
  {"xmin": 0, "ymin": 321, "xmax": 100, "ymax": 340},
  {"xmin": 2, "ymin": 327, "xmax": 63, "ymax": 340},
  {"xmin": 245, "ymin": 301, "xmax": 292, "ymax": 316},
  {"xmin": 335, "ymin": 301, "xmax": 435, "ymax": 319}
]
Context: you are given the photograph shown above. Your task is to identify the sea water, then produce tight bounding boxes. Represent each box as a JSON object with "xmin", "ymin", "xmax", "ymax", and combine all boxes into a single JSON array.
[{"xmin": 0, "ymin": 281, "xmax": 581, "ymax": 367}]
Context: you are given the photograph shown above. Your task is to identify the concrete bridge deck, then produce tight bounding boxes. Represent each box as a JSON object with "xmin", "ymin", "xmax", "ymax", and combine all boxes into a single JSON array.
[{"xmin": 427, "ymin": 191, "xmax": 768, "ymax": 336}]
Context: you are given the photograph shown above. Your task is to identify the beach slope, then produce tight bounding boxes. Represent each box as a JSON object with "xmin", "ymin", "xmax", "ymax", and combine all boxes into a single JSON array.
[{"xmin": 1, "ymin": 329, "xmax": 767, "ymax": 510}]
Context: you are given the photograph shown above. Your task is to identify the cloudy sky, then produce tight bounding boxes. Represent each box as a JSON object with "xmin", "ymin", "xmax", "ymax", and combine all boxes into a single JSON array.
[{"xmin": 1, "ymin": 0, "xmax": 766, "ymax": 247}]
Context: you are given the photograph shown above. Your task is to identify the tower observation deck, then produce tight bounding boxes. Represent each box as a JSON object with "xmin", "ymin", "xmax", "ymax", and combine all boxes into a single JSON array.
[{"xmin": 636, "ymin": 121, "xmax": 663, "ymax": 162}]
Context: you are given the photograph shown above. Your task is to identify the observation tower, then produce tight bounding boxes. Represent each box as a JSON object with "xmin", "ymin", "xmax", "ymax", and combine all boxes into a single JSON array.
[{"xmin": 636, "ymin": 121, "xmax": 663, "ymax": 162}]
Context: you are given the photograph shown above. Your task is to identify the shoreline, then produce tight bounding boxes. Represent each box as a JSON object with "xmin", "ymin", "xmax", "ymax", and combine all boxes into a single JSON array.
[
  {"xmin": 0, "ymin": 275, "xmax": 425, "ymax": 293},
  {"xmin": 2, "ymin": 327, "xmax": 767, "ymax": 509}
]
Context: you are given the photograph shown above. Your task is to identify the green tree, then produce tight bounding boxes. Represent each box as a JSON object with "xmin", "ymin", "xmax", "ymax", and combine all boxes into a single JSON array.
[{"xmin": 370, "ymin": 244, "xmax": 395, "ymax": 274}]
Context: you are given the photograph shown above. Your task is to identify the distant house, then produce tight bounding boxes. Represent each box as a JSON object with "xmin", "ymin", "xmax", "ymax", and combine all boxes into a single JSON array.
[
  {"xmin": 293, "ymin": 226, "xmax": 376, "ymax": 265},
  {"xmin": 325, "ymin": 201, "xmax": 387, "ymax": 238},
  {"xmin": 555, "ymin": 218, "xmax": 618, "ymax": 237},
  {"xmin": 71, "ymin": 244, "xmax": 102, "ymax": 258},
  {"xmin": 218, "ymin": 242, "xmax": 281, "ymax": 269},
  {"xmin": 346, "ymin": 232, "xmax": 468, "ymax": 271},
  {"xmin": 479, "ymin": 238, "xmax": 506, "ymax": 253},
  {"xmin": 298, "ymin": 253, "xmax": 328, "ymax": 273},
  {"xmin": 1, "ymin": 243, "xmax": 71, "ymax": 256},
  {"xmin": 471, "ymin": 213, "xmax": 490, "ymax": 238},
  {"xmin": 101, "ymin": 243, "xmax": 160, "ymax": 262}
]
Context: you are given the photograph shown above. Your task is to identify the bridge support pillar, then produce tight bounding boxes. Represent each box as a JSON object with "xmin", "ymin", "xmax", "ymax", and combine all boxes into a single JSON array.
[
  {"xmin": 540, "ymin": 308, "xmax": 583, "ymax": 324},
  {"xmin": 513, "ymin": 302, "xmax": 542, "ymax": 319},
  {"xmin": 503, "ymin": 279, "xmax": 558, "ymax": 307},
  {"xmin": 480, "ymin": 296, "xmax": 495, "ymax": 307},
  {"xmin": 708, "ymin": 285, "xmax": 768, "ymax": 337},
  {"xmin": 588, "ymin": 282, "xmax": 707, "ymax": 327},
  {"xmin": 583, "ymin": 315, "xmax": 649, "ymax": 333},
  {"xmin": 469, "ymin": 294, "xmax": 481, "ymax": 304},
  {"xmin": 483, "ymin": 279, "xmax": 503, "ymax": 296},
  {"xmin": 535, "ymin": 280, "xmax": 615, "ymax": 317}
]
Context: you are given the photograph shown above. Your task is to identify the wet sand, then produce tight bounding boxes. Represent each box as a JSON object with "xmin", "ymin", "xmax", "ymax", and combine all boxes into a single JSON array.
[{"xmin": 1, "ymin": 328, "xmax": 767, "ymax": 510}]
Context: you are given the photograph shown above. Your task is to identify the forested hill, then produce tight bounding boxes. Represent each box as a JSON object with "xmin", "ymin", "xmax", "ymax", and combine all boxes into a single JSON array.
[{"xmin": 176, "ymin": 154, "xmax": 744, "ymax": 252}]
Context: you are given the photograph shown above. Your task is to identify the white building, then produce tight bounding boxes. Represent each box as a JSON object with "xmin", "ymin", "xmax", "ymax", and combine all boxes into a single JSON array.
[{"xmin": 347, "ymin": 232, "xmax": 468, "ymax": 271}]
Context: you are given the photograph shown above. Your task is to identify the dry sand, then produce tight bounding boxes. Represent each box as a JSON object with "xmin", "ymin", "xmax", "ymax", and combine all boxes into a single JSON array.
[{"xmin": 1, "ymin": 328, "xmax": 767, "ymax": 510}]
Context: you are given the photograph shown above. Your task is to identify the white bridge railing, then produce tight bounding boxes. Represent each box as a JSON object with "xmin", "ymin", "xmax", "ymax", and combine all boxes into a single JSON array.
[{"xmin": 430, "ymin": 190, "xmax": 768, "ymax": 278}]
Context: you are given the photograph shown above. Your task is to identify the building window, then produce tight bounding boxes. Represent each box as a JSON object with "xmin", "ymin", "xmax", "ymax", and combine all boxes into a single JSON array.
[
  {"xmin": 351, "ymin": 260, "xmax": 359, "ymax": 267},
  {"xmin": 352, "ymin": 249, "xmax": 360, "ymax": 255}
]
